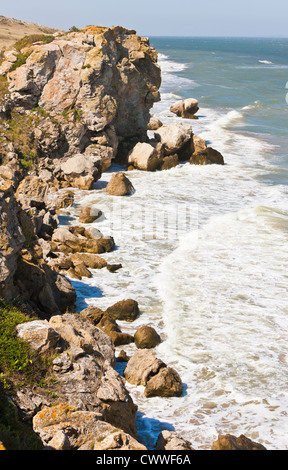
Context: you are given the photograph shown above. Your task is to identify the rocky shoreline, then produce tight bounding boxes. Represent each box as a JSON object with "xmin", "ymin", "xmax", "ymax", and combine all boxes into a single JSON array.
[{"xmin": 0, "ymin": 23, "xmax": 267, "ymax": 450}]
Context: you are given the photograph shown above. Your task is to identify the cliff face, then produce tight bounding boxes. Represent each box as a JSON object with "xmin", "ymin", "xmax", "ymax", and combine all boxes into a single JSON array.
[{"xmin": 0, "ymin": 25, "xmax": 161, "ymax": 174}]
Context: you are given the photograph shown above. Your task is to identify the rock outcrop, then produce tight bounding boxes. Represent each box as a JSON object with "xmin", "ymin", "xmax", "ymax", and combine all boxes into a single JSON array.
[
  {"xmin": 0, "ymin": 182, "xmax": 76, "ymax": 315},
  {"xmin": 15, "ymin": 313, "xmax": 138, "ymax": 437},
  {"xmin": 0, "ymin": 25, "xmax": 161, "ymax": 180}
]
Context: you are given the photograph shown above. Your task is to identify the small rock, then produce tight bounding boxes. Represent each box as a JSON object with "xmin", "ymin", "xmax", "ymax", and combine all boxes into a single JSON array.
[
  {"xmin": 211, "ymin": 434, "xmax": 267, "ymax": 451},
  {"xmin": 106, "ymin": 172, "xmax": 135, "ymax": 196},
  {"xmin": 134, "ymin": 325, "xmax": 161, "ymax": 349},
  {"xmin": 79, "ymin": 206, "xmax": 102, "ymax": 223}
]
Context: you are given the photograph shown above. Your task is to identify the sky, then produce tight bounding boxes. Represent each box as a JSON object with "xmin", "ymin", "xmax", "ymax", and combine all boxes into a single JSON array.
[{"xmin": 1, "ymin": 0, "xmax": 288, "ymax": 37}]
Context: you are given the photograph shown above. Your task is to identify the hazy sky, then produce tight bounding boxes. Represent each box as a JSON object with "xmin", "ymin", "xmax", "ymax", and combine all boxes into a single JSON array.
[{"xmin": 1, "ymin": 0, "xmax": 288, "ymax": 37}]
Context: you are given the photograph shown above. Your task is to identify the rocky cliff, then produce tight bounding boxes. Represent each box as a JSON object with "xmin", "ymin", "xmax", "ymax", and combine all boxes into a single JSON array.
[{"xmin": 0, "ymin": 25, "xmax": 161, "ymax": 185}]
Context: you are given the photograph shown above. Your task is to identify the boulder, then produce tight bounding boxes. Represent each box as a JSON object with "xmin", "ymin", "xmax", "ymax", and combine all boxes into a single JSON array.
[
  {"xmin": 33, "ymin": 404, "xmax": 146, "ymax": 450},
  {"xmin": 145, "ymin": 366, "xmax": 183, "ymax": 398},
  {"xmin": 78, "ymin": 306, "xmax": 134, "ymax": 347},
  {"xmin": 124, "ymin": 350, "xmax": 166, "ymax": 386},
  {"xmin": 178, "ymin": 133, "xmax": 207, "ymax": 161},
  {"xmin": 106, "ymin": 299, "xmax": 140, "ymax": 322},
  {"xmin": 128, "ymin": 142, "xmax": 160, "ymax": 171},
  {"xmin": 147, "ymin": 116, "xmax": 163, "ymax": 130},
  {"xmin": 70, "ymin": 253, "xmax": 107, "ymax": 269},
  {"xmin": 60, "ymin": 154, "xmax": 102, "ymax": 190},
  {"xmin": 190, "ymin": 147, "xmax": 224, "ymax": 165},
  {"xmin": 16, "ymin": 320, "xmax": 63, "ymax": 354},
  {"xmin": 78, "ymin": 206, "xmax": 102, "ymax": 223},
  {"xmin": 211, "ymin": 434, "xmax": 267, "ymax": 451},
  {"xmin": 124, "ymin": 349, "xmax": 183, "ymax": 398},
  {"xmin": 156, "ymin": 431, "xmax": 194, "ymax": 450},
  {"xmin": 134, "ymin": 325, "xmax": 161, "ymax": 349},
  {"xmin": 51, "ymin": 225, "xmax": 115, "ymax": 255},
  {"xmin": 106, "ymin": 172, "xmax": 135, "ymax": 196},
  {"xmin": 154, "ymin": 122, "xmax": 193, "ymax": 155},
  {"xmin": 160, "ymin": 154, "xmax": 178, "ymax": 170},
  {"xmin": 170, "ymin": 98, "xmax": 199, "ymax": 118}
]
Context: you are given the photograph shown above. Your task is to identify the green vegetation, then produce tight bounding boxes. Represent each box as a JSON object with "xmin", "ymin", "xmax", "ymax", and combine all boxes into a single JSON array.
[
  {"xmin": 13, "ymin": 34, "xmax": 55, "ymax": 52},
  {"xmin": 0, "ymin": 385, "xmax": 43, "ymax": 450},
  {"xmin": 10, "ymin": 51, "xmax": 32, "ymax": 72},
  {"xmin": 68, "ymin": 26, "xmax": 80, "ymax": 32},
  {"xmin": 0, "ymin": 300, "xmax": 60, "ymax": 449},
  {"xmin": 0, "ymin": 75, "xmax": 9, "ymax": 101},
  {"xmin": 0, "ymin": 300, "xmax": 34, "ymax": 383},
  {"xmin": 0, "ymin": 299, "xmax": 56, "ymax": 390}
]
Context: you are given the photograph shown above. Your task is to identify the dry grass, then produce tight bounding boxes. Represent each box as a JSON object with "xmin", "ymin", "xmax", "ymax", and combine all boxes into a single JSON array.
[{"xmin": 0, "ymin": 15, "xmax": 59, "ymax": 50}]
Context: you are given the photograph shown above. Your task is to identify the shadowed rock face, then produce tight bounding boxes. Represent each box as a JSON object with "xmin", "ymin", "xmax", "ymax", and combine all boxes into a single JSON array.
[{"xmin": 2, "ymin": 26, "xmax": 161, "ymax": 168}]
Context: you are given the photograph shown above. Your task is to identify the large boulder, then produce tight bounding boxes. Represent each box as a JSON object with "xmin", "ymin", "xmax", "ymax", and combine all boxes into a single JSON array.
[
  {"xmin": 144, "ymin": 366, "xmax": 183, "ymax": 398},
  {"xmin": 124, "ymin": 349, "xmax": 165, "ymax": 386},
  {"xmin": 124, "ymin": 349, "xmax": 183, "ymax": 398},
  {"xmin": 33, "ymin": 404, "xmax": 146, "ymax": 450},
  {"xmin": 127, "ymin": 142, "xmax": 160, "ymax": 171},
  {"xmin": 16, "ymin": 314, "xmax": 138, "ymax": 436},
  {"xmin": 190, "ymin": 147, "xmax": 224, "ymax": 165},
  {"xmin": 154, "ymin": 122, "xmax": 193, "ymax": 155},
  {"xmin": 170, "ymin": 98, "xmax": 199, "ymax": 118},
  {"xmin": 156, "ymin": 431, "xmax": 194, "ymax": 450},
  {"xmin": 60, "ymin": 154, "xmax": 102, "ymax": 190}
]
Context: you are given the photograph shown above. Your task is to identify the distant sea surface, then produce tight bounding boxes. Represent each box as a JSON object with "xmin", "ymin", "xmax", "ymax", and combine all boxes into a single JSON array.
[{"xmin": 68, "ymin": 37, "xmax": 288, "ymax": 449}]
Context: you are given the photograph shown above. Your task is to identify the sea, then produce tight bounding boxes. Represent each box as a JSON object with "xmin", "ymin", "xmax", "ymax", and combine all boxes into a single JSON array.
[{"xmin": 63, "ymin": 37, "xmax": 288, "ymax": 450}]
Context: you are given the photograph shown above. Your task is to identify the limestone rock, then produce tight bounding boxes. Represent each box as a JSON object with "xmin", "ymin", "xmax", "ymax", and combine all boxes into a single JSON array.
[
  {"xmin": 145, "ymin": 366, "xmax": 183, "ymax": 398},
  {"xmin": 4, "ymin": 26, "xmax": 161, "ymax": 170},
  {"xmin": 156, "ymin": 431, "xmax": 194, "ymax": 450},
  {"xmin": 33, "ymin": 404, "xmax": 145, "ymax": 450},
  {"xmin": 190, "ymin": 147, "xmax": 224, "ymax": 165},
  {"xmin": 147, "ymin": 116, "xmax": 163, "ymax": 130},
  {"xmin": 134, "ymin": 325, "xmax": 161, "ymax": 349},
  {"xmin": 60, "ymin": 154, "xmax": 102, "ymax": 190},
  {"xmin": 106, "ymin": 299, "xmax": 140, "ymax": 322},
  {"xmin": 170, "ymin": 98, "xmax": 199, "ymax": 118},
  {"xmin": 124, "ymin": 349, "xmax": 183, "ymax": 398},
  {"xmin": 128, "ymin": 142, "xmax": 160, "ymax": 171},
  {"xmin": 106, "ymin": 172, "xmax": 135, "ymax": 196},
  {"xmin": 124, "ymin": 349, "xmax": 166, "ymax": 386},
  {"xmin": 15, "ymin": 314, "xmax": 137, "ymax": 435},
  {"xmin": 211, "ymin": 434, "xmax": 267, "ymax": 451},
  {"xmin": 16, "ymin": 320, "xmax": 63, "ymax": 354},
  {"xmin": 78, "ymin": 206, "xmax": 102, "ymax": 223},
  {"xmin": 154, "ymin": 122, "xmax": 193, "ymax": 155},
  {"xmin": 0, "ymin": 186, "xmax": 25, "ymax": 300}
]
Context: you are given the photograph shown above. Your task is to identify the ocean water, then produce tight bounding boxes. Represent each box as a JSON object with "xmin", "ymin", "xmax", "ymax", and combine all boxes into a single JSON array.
[{"xmin": 64, "ymin": 38, "xmax": 288, "ymax": 450}]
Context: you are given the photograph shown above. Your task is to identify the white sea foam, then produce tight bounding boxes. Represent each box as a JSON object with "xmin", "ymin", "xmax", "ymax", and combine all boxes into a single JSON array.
[{"xmin": 258, "ymin": 59, "xmax": 273, "ymax": 64}]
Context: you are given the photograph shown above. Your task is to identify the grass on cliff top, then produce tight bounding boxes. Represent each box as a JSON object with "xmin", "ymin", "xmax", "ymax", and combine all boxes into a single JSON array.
[{"xmin": 13, "ymin": 33, "xmax": 55, "ymax": 52}]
